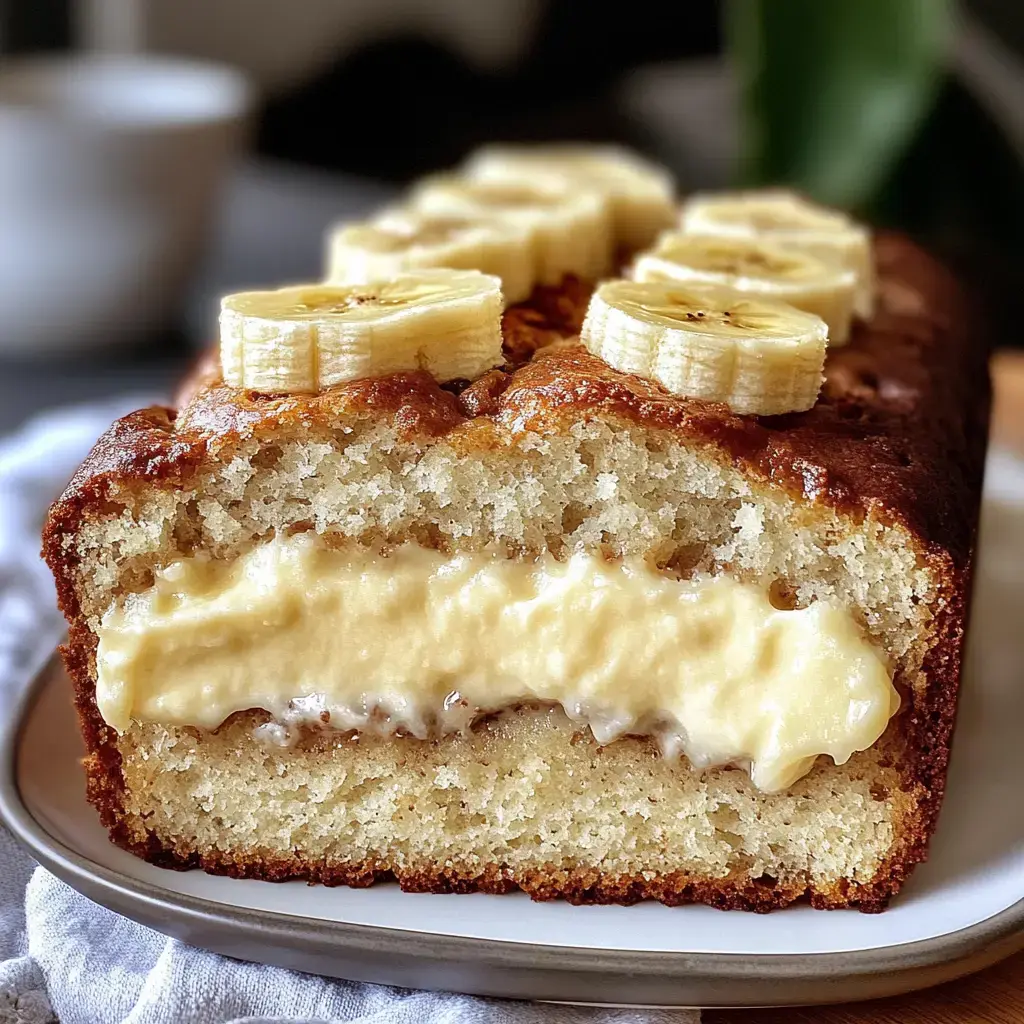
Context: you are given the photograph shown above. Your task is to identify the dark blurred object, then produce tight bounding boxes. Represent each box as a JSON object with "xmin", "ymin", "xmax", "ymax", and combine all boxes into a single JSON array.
[
  {"xmin": 726, "ymin": 0, "xmax": 1022, "ymax": 346},
  {"xmin": 727, "ymin": 0, "xmax": 953, "ymax": 208},
  {"xmin": 871, "ymin": 74, "xmax": 1024, "ymax": 348},
  {"xmin": 967, "ymin": 0, "xmax": 1024, "ymax": 55},
  {"xmin": 0, "ymin": 0, "xmax": 71, "ymax": 52},
  {"xmin": 257, "ymin": 0, "xmax": 720, "ymax": 181}
]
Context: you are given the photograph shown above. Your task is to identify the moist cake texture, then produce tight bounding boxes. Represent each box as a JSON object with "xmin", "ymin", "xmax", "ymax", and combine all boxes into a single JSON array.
[{"xmin": 44, "ymin": 234, "xmax": 990, "ymax": 912}]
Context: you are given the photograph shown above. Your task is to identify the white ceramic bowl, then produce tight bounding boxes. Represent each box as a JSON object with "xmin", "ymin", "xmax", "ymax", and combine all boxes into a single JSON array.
[{"xmin": 0, "ymin": 56, "xmax": 252, "ymax": 356}]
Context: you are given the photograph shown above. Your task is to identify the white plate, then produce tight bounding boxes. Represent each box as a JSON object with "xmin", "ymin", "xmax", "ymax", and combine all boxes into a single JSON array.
[{"xmin": 4, "ymin": 451, "xmax": 1024, "ymax": 1007}]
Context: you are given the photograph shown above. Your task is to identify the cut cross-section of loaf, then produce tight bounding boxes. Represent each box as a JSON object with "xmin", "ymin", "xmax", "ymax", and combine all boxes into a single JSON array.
[{"xmin": 44, "ymin": 235, "xmax": 989, "ymax": 912}]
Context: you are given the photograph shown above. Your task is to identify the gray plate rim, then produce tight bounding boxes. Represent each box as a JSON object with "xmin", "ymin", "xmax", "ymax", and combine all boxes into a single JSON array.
[{"xmin": 3, "ymin": 649, "xmax": 1024, "ymax": 1008}]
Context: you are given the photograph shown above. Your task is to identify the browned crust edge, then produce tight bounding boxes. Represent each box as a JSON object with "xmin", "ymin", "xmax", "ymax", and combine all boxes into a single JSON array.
[
  {"xmin": 101, "ymin": 822, "xmax": 925, "ymax": 914},
  {"xmin": 43, "ymin": 242, "xmax": 991, "ymax": 911}
]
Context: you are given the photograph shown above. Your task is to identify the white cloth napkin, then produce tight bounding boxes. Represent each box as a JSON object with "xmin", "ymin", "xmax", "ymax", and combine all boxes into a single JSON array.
[{"xmin": 0, "ymin": 400, "xmax": 701, "ymax": 1024}]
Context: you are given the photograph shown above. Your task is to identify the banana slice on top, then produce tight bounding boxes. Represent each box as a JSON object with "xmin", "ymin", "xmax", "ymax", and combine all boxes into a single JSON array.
[
  {"xmin": 680, "ymin": 190, "xmax": 875, "ymax": 318},
  {"xmin": 464, "ymin": 143, "xmax": 676, "ymax": 251},
  {"xmin": 325, "ymin": 208, "xmax": 535, "ymax": 305},
  {"xmin": 581, "ymin": 279, "xmax": 827, "ymax": 416},
  {"xmin": 410, "ymin": 174, "xmax": 612, "ymax": 286},
  {"xmin": 633, "ymin": 233, "xmax": 856, "ymax": 345},
  {"xmin": 220, "ymin": 269, "xmax": 504, "ymax": 394}
]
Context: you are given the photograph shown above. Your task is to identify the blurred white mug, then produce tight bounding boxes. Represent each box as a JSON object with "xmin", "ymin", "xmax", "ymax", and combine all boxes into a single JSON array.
[{"xmin": 0, "ymin": 55, "xmax": 252, "ymax": 356}]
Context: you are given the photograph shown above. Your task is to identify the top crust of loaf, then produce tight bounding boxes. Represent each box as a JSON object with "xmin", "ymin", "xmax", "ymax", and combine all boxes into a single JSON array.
[{"xmin": 47, "ymin": 235, "xmax": 987, "ymax": 574}]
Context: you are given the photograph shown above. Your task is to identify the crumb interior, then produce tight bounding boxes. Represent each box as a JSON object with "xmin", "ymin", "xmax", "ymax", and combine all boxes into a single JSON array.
[
  {"xmin": 115, "ymin": 705, "xmax": 916, "ymax": 904},
  {"xmin": 69, "ymin": 414, "xmax": 936, "ymax": 690}
]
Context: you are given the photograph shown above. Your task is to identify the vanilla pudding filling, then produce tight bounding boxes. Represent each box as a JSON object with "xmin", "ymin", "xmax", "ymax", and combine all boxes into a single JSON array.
[{"xmin": 95, "ymin": 533, "xmax": 900, "ymax": 793}]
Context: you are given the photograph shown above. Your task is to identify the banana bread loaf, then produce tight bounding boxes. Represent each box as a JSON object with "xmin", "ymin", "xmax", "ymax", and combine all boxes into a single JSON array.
[{"xmin": 43, "ymin": 232, "xmax": 989, "ymax": 912}]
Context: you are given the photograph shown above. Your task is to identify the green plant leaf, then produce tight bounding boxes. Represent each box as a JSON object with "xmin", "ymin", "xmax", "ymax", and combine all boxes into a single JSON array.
[{"xmin": 727, "ymin": 0, "xmax": 954, "ymax": 209}]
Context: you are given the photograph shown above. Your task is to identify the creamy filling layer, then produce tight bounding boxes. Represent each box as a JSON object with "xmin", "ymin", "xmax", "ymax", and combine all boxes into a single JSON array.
[{"xmin": 95, "ymin": 534, "xmax": 900, "ymax": 792}]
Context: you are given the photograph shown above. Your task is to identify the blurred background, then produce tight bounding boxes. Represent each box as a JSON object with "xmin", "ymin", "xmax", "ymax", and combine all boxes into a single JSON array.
[{"xmin": 0, "ymin": 0, "xmax": 1022, "ymax": 432}]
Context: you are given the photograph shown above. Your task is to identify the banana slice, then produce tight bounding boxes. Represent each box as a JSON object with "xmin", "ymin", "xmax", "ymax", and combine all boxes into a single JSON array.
[
  {"xmin": 220, "ymin": 269, "xmax": 504, "ymax": 394},
  {"xmin": 410, "ymin": 174, "xmax": 612, "ymax": 286},
  {"xmin": 581, "ymin": 279, "xmax": 827, "ymax": 416},
  {"xmin": 680, "ymin": 191, "xmax": 874, "ymax": 318},
  {"xmin": 633, "ymin": 233, "xmax": 856, "ymax": 345},
  {"xmin": 325, "ymin": 208, "xmax": 535, "ymax": 305},
  {"xmin": 464, "ymin": 143, "xmax": 676, "ymax": 251}
]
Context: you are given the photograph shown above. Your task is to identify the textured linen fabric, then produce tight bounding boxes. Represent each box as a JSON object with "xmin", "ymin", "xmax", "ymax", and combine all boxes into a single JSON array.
[{"xmin": 0, "ymin": 401, "xmax": 702, "ymax": 1024}]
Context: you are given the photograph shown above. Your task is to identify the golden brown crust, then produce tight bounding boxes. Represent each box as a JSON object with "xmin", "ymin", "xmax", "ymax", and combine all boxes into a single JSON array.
[
  {"xmin": 104, "ymin": 830, "xmax": 915, "ymax": 913},
  {"xmin": 42, "ymin": 239, "xmax": 991, "ymax": 910}
]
